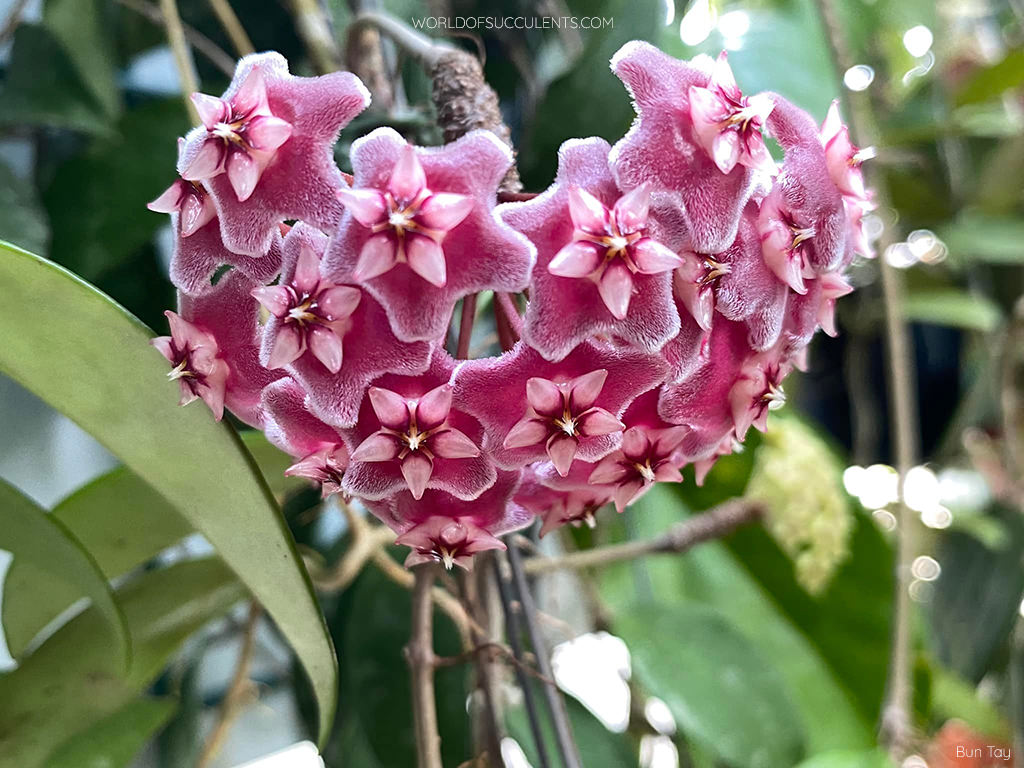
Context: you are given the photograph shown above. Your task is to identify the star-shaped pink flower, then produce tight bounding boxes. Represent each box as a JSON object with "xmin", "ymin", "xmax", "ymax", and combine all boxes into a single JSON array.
[
  {"xmin": 178, "ymin": 270, "xmax": 286, "ymax": 427},
  {"xmin": 342, "ymin": 351, "xmax": 495, "ymax": 501},
  {"xmin": 762, "ymin": 93, "xmax": 849, "ymax": 274},
  {"xmin": 820, "ymin": 100, "xmax": 875, "ymax": 205},
  {"xmin": 501, "ymin": 137, "xmax": 682, "ymax": 362},
  {"xmin": 262, "ymin": 377, "xmax": 349, "ymax": 497},
  {"xmin": 264, "ymin": 225, "xmax": 434, "ymax": 428},
  {"xmin": 151, "ymin": 310, "xmax": 229, "ymax": 420},
  {"xmin": 587, "ymin": 390, "xmax": 688, "ymax": 511},
  {"xmin": 514, "ymin": 466, "xmax": 613, "ymax": 537},
  {"xmin": 454, "ymin": 340, "xmax": 669, "ymax": 475},
  {"xmin": 675, "ymin": 200, "xmax": 789, "ymax": 351},
  {"xmin": 688, "ymin": 52, "xmax": 777, "ymax": 176},
  {"xmin": 148, "ymin": 176, "xmax": 282, "ymax": 295},
  {"xmin": 609, "ymin": 41, "xmax": 762, "ymax": 253},
  {"xmin": 177, "ymin": 52, "xmax": 370, "ymax": 256},
  {"xmin": 254, "ymin": 224, "xmax": 361, "ymax": 374},
  {"xmin": 367, "ymin": 470, "xmax": 533, "ymax": 570},
  {"xmin": 324, "ymin": 127, "xmax": 535, "ymax": 342}
]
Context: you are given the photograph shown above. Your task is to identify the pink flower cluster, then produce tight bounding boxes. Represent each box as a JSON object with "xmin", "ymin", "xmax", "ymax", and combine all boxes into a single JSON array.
[{"xmin": 150, "ymin": 45, "xmax": 872, "ymax": 570}]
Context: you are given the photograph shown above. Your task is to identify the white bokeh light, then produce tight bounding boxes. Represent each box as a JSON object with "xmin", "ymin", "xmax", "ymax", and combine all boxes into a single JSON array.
[
  {"xmin": 903, "ymin": 25, "xmax": 934, "ymax": 58},
  {"xmin": 551, "ymin": 632, "xmax": 631, "ymax": 732},
  {"xmin": 843, "ymin": 64, "xmax": 875, "ymax": 91},
  {"xmin": 679, "ymin": 0, "xmax": 716, "ymax": 46},
  {"xmin": 903, "ymin": 465, "xmax": 940, "ymax": 512}
]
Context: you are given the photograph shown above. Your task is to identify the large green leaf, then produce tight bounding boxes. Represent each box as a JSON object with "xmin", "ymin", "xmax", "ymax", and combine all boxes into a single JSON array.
[
  {"xmin": 0, "ymin": 242, "xmax": 337, "ymax": 742},
  {"xmin": 794, "ymin": 750, "xmax": 896, "ymax": 768},
  {"xmin": 955, "ymin": 49, "xmax": 1024, "ymax": 106},
  {"xmin": 616, "ymin": 601, "xmax": 805, "ymax": 768},
  {"xmin": 0, "ymin": 558, "xmax": 244, "ymax": 768},
  {"xmin": 598, "ymin": 485, "xmax": 872, "ymax": 754},
  {"xmin": 0, "ymin": 480, "xmax": 129, "ymax": 669},
  {"xmin": 903, "ymin": 289, "xmax": 1002, "ymax": 332},
  {"xmin": 1, "ymin": 467, "xmax": 191, "ymax": 659},
  {"xmin": 43, "ymin": 697, "xmax": 176, "ymax": 768},
  {"xmin": 940, "ymin": 214, "xmax": 1024, "ymax": 266},
  {"xmin": 0, "ymin": 160, "xmax": 49, "ymax": 258}
]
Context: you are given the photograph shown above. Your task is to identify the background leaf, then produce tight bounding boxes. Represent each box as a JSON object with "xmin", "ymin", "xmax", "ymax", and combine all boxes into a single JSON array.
[
  {"xmin": 0, "ymin": 479, "xmax": 130, "ymax": 669},
  {"xmin": 0, "ymin": 242, "xmax": 337, "ymax": 743},
  {"xmin": 0, "ymin": 558, "xmax": 243, "ymax": 768},
  {"xmin": 42, "ymin": 697, "xmax": 176, "ymax": 768},
  {"xmin": 615, "ymin": 600, "xmax": 805, "ymax": 768}
]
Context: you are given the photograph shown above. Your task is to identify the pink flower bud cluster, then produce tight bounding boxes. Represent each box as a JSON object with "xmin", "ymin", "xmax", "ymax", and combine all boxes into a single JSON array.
[{"xmin": 150, "ymin": 44, "xmax": 872, "ymax": 570}]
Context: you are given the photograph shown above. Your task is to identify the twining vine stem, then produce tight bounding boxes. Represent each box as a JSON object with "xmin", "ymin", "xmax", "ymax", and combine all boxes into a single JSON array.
[
  {"xmin": 409, "ymin": 566, "xmax": 443, "ymax": 768},
  {"xmin": 116, "ymin": 0, "xmax": 236, "ymax": 76},
  {"xmin": 158, "ymin": 0, "xmax": 201, "ymax": 124},
  {"xmin": 814, "ymin": 0, "xmax": 921, "ymax": 756},
  {"xmin": 206, "ymin": 0, "xmax": 255, "ymax": 57}
]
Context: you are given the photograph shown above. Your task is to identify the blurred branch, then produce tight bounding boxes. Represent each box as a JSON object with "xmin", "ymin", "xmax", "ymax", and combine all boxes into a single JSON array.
[
  {"xmin": 814, "ymin": 0, "xmax": 921, "ymax": 757},
  {"xmin": 288, "ymin": 0, "xmax": 341, "ymax": 74},
  {"xmin": 207, "ymin": 0, "xmax": 254, "ymax": 57},
  {"xmin": 0, "ymin": 0, "xmax": 29, "ymax": 47},
  {"xmin": 347, "ymin": 11, "xmax": 452, "ymax": 66},
  {"xmin": 115, "ymin": 0, "xmax": 235, "ymax": 76},
  {"xmin": 197, "ymin": 602, "xmax": 261, "ymax": 768},
  {"xmin": 158, "ymin": 0, "xmax": 202, "ymax": 123},
  {"xmin": 523, "ymin": 499, "xmax": 764, "ymax": 575},
  {"xmin": 409, "ymin": 565, "xmax": 443, "ymax": 768}
]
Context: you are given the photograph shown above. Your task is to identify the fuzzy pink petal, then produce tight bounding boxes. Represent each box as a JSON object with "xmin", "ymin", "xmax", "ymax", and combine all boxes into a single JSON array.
[
  {"xmin": 577, "ymin": 407, "xmax": 624, "ymax": 437},
  {"xmin": 613, "ymin": 183, "xmax": 651, "ymax": 233},
  {"xmin": 351, "ymin": 432, "xmax": 401, "ymax": 462},
  {"xmin": 401, "ymin": 452, "xmax": 434, "ymax": 499},
  {"xmin": 546, "ymin": 433, "xmax": 579, "ymax": 477},
  {"xmin": 226, "ymin": 150, "xmax": 260, "ymax": 202},
  {"xmin": 251, "ymin": 285, "xmax": 292, "ymax": 318},
  {"xmin": 191, "ymin": 93, "xmax": 227, "ymax": 128},
  {"xmin": 568, "ymin": 369, "xmax": 607, "ymax": 411},
  {"xmin": 548, "ymin": 240, "xmax": 603, "ymax": 278},
  {"xmin": 417, "ymin": 192, "xmax": 474, "ymax": 231},
  {"xmin": 711, "ymin": 130, "xmax": 742, "ymax": 175},
  {"xmin": 416, "ymin": 384, "xmax": 454, "ymax": 432},
  {"xmin": 526, "ymin": 377, "xmax": 564, "ymax": 417},
  {"xmin": 589, "ymin": 456, "xmax": 629, "ymax": 485},
  {"xmin": 308, "ymin": 325, "xmax": 344, "ymax": 373},
  {"xmin": 503, "ymin": 417, "xmax": 549, "ymax": 449},
  {"xmin": 368, "ymin": 386, "xmax": 411, "ymax": 431},
  {"xmin": 567, "ymin": 186, "xmax": 609, "ymax": 234},
  {"xmin": 431, "ymin": 428, "xmax": 480, "ymax": 459},
  {"xmin": 598, "ymin": 261, "xmax": 634, "ymax": 320},
  {"xmin": 354, "ymin": 233, "xmax": 399, "ymax": 282},
  {"xmin": 337, "ymin": 188, "xmax": 387, "ymax": 227},
  {"xmin": 182, "ymin": 140, "xmax": 224, "ymax": 180},
  {"xmin": 632, "ymin": 238, "xmax": 683, "ymax": 274},
  {"xmin": 318, "ymin": 285, "xmax": 362, "ymax": 320},
  {"xmin": 405, "ymin": 234, "xmax": 447, "ymax": 287},
  {"xmin": 267, "ymin": 325, "xmax": 303, "ymax": 369},
  {"xmin": 388, "ymin": 144, "xmax": 427, "ymax": 202},
  {"xmin": 247, "ymin": 115, "xmax": 293, "ymax": 152}
]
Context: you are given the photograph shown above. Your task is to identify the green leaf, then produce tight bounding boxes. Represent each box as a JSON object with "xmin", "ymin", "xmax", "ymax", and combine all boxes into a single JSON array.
[
  {"xmin": 0, "ymin": 25, "xmax": 112, "ymax": 135},
  {"xmin": 43, "ymin": 697, "xmax": 176, "ymax": 768},
  {"xmin": 0, "ymin": 160, "xmax": 49, "ymax": 257},
  {"xmin": 42, "ymin": 99, "xmax": 189, "ymax": 282},
  {"xmin": 0, "ymin": 480, "xmax": 130, "ymax": 670},
  {"xmin": 615, "ymin": 601, "xmax": 805, "ymax": 768},
  {"xmin": 42, "ymin": 0, "xmax": 121, "ymax": 120},
  {"xmin": 0, "ymin": 242, "xmax": 337, "ymax": 743},
  {"xmin": 0, "ymin": 558, "xmax": 243, "ymax": 768},
  {"xmin": 1, "ymin": 467, "xmax": 192, "ymax": 659},
  {"xmin": 929, "ymin": 665, "xmax": 1011, "ymax": 741},
  {"xmin": 506, "ymin": 682, "xmax": 637, "ymax": 768},
  {"xmin": 794, "ymin": 749, "xmax": 896, "ymax": 768},
  {"xmin": 940, "ymin": 214, "xmax": 1024, "ymax": 266},
  {"xmin": 240, "ymin": 430, "xmax": 310, "ymax": 502},
  {"xmin": 956, "ymin": 49, "xmax": 1024, "ymax": 106},
  {"xmin": 903, "ymin": 289, "xmax": 1002, "ymax": 332},
  {"xmin": 599, "ymin": 485, "xmax": 871, "ymax": 754}
]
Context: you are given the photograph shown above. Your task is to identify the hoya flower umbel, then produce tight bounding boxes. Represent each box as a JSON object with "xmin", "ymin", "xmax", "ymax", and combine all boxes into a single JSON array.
[
  {"xmin": 338, "ymin": 144, "xmax": 474, "ymax": 287},
  {"xmin": 589, "ymin": 424, "xmax": 688, "ymax": 511},
  {"xmin": 182, "ymin": 67, "xmax": 293, "ymax": 202},
  {"xmin": 396, "ymin": 516, "xmax": 504, "ymax": 571},
  {"xmin": 351, "ymin": 384, "xmax": 481, "ymax": 499},
  {"xmin": 551, "ymin": 184, "xmax": 682, "ymax": 319},
  {"xmin": 504, "ymin": 370, "xmax": 625, "ymax": 476},
  {"xmin": 152, "ymin": 311, "xmax": 229, "ymax": 421},
  {"xmin": 253, "ymin": 242, "xmax": 361, "ymax": 373},
  {"xmin": 689, "ymin": 53, "xmax": 776, "ymax": 176},
  {"xmin": 759, "ymin": 186, "xmax": 817, "ymax": 294}
]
